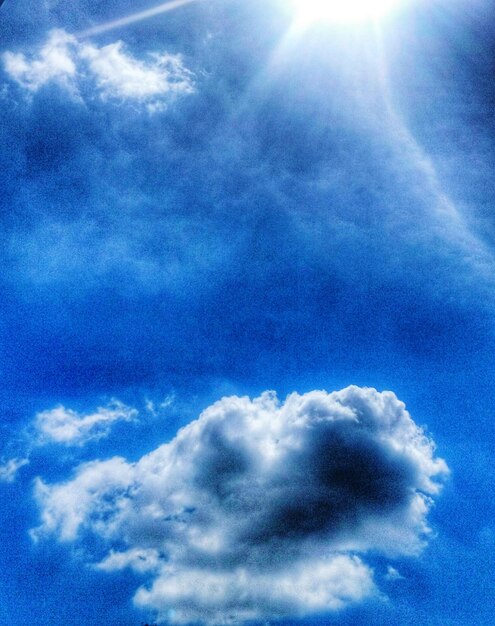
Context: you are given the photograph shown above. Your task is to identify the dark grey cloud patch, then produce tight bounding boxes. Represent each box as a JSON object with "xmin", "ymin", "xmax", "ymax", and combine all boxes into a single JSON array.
[
  {"xmin": 249, "ymin": 424, "xmax": 418, "ymax": 544},
  {"xmin": 32, "ymin": 386, "xmax": 447, "ymax": 624}
]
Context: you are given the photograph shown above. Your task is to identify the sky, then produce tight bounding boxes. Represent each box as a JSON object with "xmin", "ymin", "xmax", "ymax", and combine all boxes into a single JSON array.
[{"xmin": 0, "ymin": 0, "xmax": 494, "ymax": 624}]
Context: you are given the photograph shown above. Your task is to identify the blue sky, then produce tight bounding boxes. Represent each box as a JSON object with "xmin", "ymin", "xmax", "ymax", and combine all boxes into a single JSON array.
[{"xmin": 0, "ymin": 0, "xmax": 494, "ymax": 624}]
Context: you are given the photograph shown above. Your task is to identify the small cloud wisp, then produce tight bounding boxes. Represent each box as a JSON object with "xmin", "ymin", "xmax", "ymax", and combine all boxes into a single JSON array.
[{"xmin": 35, "ymin": 401, "xmax": 138, "ymax": 446}]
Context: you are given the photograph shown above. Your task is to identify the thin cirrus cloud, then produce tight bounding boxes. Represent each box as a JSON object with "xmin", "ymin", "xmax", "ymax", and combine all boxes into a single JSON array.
[
  {"xmin": 32, "ymin": 386, "xmax": 448, "ymax": 625},
  {"xmin": 2, "ymin": 29, "xmax": 195, "ymax": 111}
]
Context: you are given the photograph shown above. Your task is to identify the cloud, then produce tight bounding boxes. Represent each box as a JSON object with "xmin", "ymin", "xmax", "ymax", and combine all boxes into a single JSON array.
[
  {"xmin": 145, "ymin": 394, "xmax": 176, "ymax": 417},
  {"xmin": 384, "ymin": 565, "xmax": 404, "ymax": 581},
  {"xmin": 32, "ymin": 386, "xmax": 448, "ymax": 624},
  {"xmin": 79, "ymin": 42, "xmax": 194, "ymax": 109},
  {"xmin": 134, "ymin": 555, "xmax": 375, "ymax": 624},
  {"xmin": 0, "ymin": 402, "xmax": 136, "ymax": 485},
  {"xmin": 2, "ymin": 29, "xmax": 194, "ymax": 111},
  {"xmin": 2, "ymin": 29, "xmax": 77, "ymax": 93},
  {"xmin": 0, "ymin": 457, "xmax": 29, "ymax": 483},
  {"xmin": 96, "ymin": 547, "xmax": 162, "ymax": 574},
  {"xmin": 35, "ymin": 400, "xmax": 138, "ymax": 446}
]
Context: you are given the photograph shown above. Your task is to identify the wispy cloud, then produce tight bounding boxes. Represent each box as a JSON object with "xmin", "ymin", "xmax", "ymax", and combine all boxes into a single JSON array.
[
  {"xmin": 384, "ymin": 565, "xmax": 404, "ymax": 581},
  {"xmin": 0, "ymin": 401, "xmax": 138, "ymax": 483},
  {"xmin": 2, "ymin": 29, "xmax": 195, "ymax": 111},
  {"xmin": 35, "ymin": 401, "xmax": 138, "ymax": 446},
  {"xmin": 0, "ymin": 457, "xmax": 29, "ymax": 483},
  {"xmin": 32, "ymin": 386, "xmax": 448, "ymax": 624}
]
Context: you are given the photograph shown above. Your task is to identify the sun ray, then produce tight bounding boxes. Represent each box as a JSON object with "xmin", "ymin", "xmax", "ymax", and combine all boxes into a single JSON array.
[
  {"xmin": 370, "ymin": 25, "xmax": 495, "ymax": 277},
  {"xmin": 77, "ymin": 0, "xmax": 200, "ymax": 38}
]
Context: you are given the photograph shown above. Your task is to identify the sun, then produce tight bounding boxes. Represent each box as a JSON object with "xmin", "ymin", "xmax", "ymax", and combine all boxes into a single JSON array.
[{"xmin": 292, "ymin": 0, "xmax": 400, "ymax": 25}]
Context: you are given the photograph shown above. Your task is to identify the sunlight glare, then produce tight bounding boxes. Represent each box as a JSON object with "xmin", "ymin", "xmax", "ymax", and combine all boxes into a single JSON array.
[{"xmin": 292, "ymin": 0, "xmax": 400, "ymax": 25}]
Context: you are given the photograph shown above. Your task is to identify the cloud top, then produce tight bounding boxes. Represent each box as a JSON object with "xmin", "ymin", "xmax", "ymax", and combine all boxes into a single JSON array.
[
  {"xmin": 2, "ymin": 29, "xmax": 194, "ymax": 111},
  {"xmin": 33, "ymin": 386, "xmax": 448, "ymax": 624}
]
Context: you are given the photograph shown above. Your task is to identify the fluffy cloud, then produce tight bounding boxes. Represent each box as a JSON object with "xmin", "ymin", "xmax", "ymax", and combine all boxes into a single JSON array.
[
  {"xmin": 79, "ymin": 42, "xmax": 194, "ymax": 107},
  {"xmin": 35, "ymin": 401, "xmax": 137, "ymax": 446},
  {"xmin": 2, "ymin": 29, "xmax": 194, "ymax": 110},
  {"xmin": 32, "ymin": 386, "xmax": 448, "ymax": 624},
  {"xmin": 2, "ymin": 30, "xmax": 76, "ymax": 93},
  {"xmin": 134, "ymin": 555, "xmax": 375, "ymax": 624}
]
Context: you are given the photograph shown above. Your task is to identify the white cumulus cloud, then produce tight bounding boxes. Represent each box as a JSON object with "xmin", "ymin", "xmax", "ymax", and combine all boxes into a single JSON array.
[
  {"xmin": 2, "ymin": 29, "xmax": 194, "ymax": 111},
  {"xmin": 32, "ymin": 386, "xmax": 448, "ymax": 624},
  {"xmin": 35, "ymin": 401, "xmax": 138, "ymax": 446}
]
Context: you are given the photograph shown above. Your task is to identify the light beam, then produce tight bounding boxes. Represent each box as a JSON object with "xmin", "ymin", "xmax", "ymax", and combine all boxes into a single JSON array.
[{"xmin": 77, "ymin": 0, "xmax": 199, "ymax": 38}]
